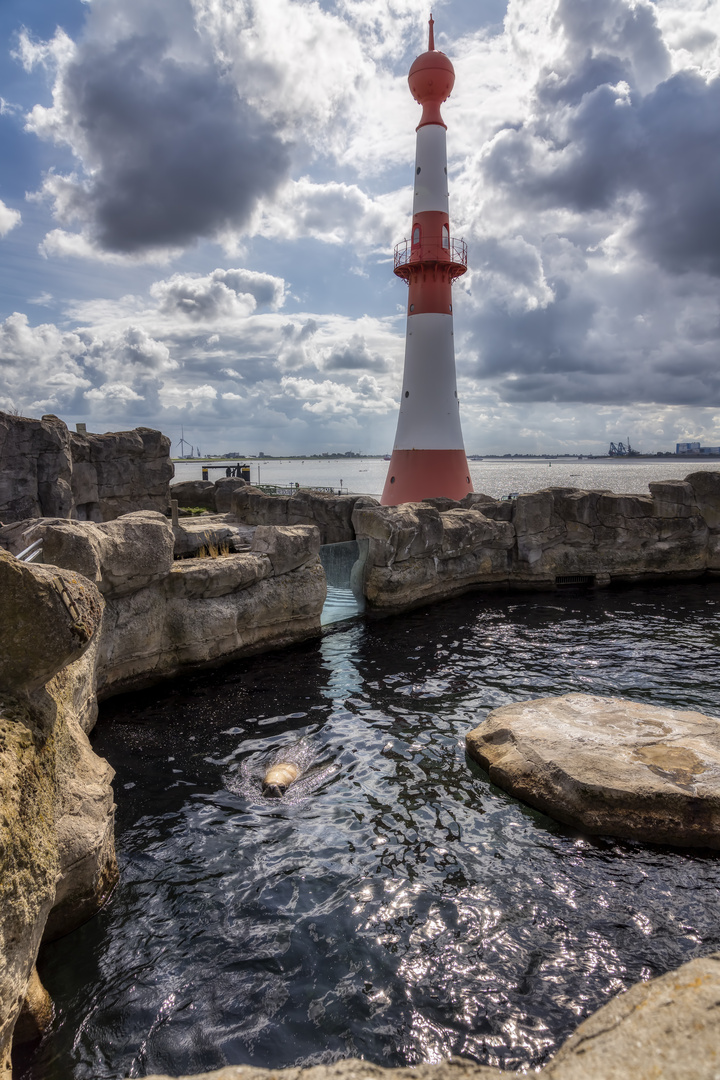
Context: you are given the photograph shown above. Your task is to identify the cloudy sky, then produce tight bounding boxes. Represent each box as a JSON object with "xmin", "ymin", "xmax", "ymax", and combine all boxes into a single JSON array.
[{"xmin": 1, "ymin": 0, "xmax": 719, "ymax": 455}]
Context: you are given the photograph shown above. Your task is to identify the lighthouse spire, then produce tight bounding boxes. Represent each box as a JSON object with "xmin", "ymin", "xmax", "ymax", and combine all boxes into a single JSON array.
[{"xmin": 380, "ymin": 18, "xmax": 472, "ymax": 506}]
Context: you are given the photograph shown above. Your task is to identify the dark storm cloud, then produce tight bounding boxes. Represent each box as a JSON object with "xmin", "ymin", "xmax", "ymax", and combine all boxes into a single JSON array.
[
  {"xmin": 553, "ymin": 0, "xmax": 671, "ymax": 89},
  {"xmin": 468, "ymin": 282, "xmax": 720, "ymax": 406},
  {"xmin": 487, "ymin": 61, "xmax": 720, "ymax": 276},
  {"xmin": 58, "ymin": 33, "xmax": 290, "ymax": 253}
]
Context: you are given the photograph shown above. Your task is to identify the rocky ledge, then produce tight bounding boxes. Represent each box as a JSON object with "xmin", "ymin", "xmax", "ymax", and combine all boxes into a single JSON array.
[
  {"xmin": 142, "ymin": 952, "xmax": 720, "ymax": 1079},
  {"xmin": 466, "ymin": 693, "xmax": 720, "ymax": 847},
  {"xmin": 351, "ymin": 472, "xmax": 720, "ymax": 612},
  {"xmin": 0, "ymin": 410, "xmax": 173, "ymax": 524},
  {"xmin": 0, "ymin": 513, "xmax": 327, "ymax": 1069},
  {"xmin": 0, "ymin": 550, "xmax": 116, "ymax": 1072}
]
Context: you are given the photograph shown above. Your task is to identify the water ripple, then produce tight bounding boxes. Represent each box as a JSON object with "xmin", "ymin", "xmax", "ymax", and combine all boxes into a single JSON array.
[{"xmin": 21, "ymin": 581, "xmax": 720, "ymax": 1079}]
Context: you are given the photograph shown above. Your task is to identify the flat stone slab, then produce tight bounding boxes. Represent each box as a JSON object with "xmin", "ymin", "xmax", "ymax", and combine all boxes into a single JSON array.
[{"xmin": 466, "ymin": 693, "xmax": 720, "ymax": 847}]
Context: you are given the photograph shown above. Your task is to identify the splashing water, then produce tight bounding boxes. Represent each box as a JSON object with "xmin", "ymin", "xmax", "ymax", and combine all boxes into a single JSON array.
[{"xmin": 225, "ymin": 736, "xmax": 340, "ymax": 803}]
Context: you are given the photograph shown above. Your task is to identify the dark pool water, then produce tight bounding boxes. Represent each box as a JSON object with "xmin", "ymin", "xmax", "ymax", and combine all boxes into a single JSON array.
[{"xmin": 23, "ymin": 582, "xmax": 720, "ymax": 1078}]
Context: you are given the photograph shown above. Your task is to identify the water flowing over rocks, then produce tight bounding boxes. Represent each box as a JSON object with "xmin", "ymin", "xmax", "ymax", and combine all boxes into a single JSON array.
[
  {"xmin": 466, "ymin": 693, "xmax": 720, "ymax": 847},
  {"xmin": 0, "ymin": 411, "xmax": 173, "ymax": 524},
  {"xmin": 140, "ymin": 952, "xmax": 720, "ymax": 1079}
]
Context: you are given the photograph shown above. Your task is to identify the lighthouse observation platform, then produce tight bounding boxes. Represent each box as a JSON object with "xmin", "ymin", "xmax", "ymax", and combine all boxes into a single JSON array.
[{"xmin": 393, "ymin": 236, "xmax": 467, "ymax": 282}]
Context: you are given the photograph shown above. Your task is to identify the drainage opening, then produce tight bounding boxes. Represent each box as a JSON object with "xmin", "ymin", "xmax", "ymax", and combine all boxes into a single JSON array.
[{"xmin": 555, "ymin": 574, "xmax": 595, "ymax": 589}]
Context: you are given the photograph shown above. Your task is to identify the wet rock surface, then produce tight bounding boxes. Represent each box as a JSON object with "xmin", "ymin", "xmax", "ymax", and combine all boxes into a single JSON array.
[{"xmin": 466, "ymin": 693, "xmax": 720, "ymax": 846}]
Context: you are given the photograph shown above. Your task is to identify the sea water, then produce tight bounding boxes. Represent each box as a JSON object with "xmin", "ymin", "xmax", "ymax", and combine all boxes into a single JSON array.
[
  {"xmin": 174, "ymin": 457, "xmax": 720, "ymax": 501},
  {"xmin": 22, "ymin": 580, "xmax": 720, "ymax": 1079}
]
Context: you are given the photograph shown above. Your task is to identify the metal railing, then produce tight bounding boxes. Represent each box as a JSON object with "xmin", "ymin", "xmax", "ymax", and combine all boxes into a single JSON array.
[
  {"xmin": 394, "ymin": 235, "xmax": 467, "ymax": 272},
  {"xmin": 15, "ymin": 537, "xmax": 44, "ymax": 563}
]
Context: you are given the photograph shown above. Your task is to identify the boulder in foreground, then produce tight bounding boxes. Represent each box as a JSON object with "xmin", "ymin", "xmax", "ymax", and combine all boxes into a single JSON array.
[{"xmin": 466, "ymin": 693, "xmax": 720, "ymax": 847}]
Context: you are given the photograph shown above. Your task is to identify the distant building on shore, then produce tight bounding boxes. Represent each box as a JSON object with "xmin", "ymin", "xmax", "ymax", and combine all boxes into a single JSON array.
[{"xmin": 676, "ymin": 442, "xmax": 720, "ymax": 455}]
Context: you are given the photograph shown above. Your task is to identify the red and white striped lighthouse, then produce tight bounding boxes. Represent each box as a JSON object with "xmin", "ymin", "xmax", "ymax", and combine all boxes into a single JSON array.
[{"xmin": 381, "ymin": 15, "xmax": 472, "ymax": 506}]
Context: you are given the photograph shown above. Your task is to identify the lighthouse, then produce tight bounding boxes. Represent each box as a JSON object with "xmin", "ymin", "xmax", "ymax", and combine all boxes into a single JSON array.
[{"xmin": 381, "ymin": 15, "xmax": 472, "ymax": 506}]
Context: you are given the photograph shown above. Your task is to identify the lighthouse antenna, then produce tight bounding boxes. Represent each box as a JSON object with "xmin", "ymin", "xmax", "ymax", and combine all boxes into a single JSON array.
[{"xmin": 428, "ymin": 13, "xmax": 435, "ymax": 50}]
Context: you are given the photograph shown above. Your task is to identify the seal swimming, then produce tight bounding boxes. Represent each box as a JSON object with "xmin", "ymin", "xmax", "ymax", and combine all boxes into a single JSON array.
[{"xmin": 262, "ymin": 762, "xmax": 299, "ymax": 798}]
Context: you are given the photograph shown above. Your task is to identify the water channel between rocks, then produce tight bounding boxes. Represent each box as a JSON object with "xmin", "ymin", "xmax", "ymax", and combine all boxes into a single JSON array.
[{"xmin": 24, "ymin": 581, "xmax": 720, "ymax": 1079}]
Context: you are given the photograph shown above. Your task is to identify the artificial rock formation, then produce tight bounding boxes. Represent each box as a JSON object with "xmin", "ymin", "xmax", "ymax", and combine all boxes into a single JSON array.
[
  {"xmin": 97, "ymin": 536, "xmax": 325, "ymax": 697},
  {"xmin": 0, "ymin": 552, "xmax": 115, "ymax": 1073},
  {"xmin": 231, "ymin": 488, "xmax": 376, "ymax": 545},
  {"xmin": 349, "ymin": 471, "xmax": 720, "ymax": 612},
  {"xmin": 466, "ymin": 693, "xmax": 720, "ymax": 847},
  {"xmin": 0, "ymin": 513, "xmax": 328, "ymax": 1071},
  {"xmin": 171, "ymin": 477, "xmax": 247, "ymax": 514},
  {"xmin": 13, "ymin": 514, "xmax": 328, "ymax": 696},
  {"xmin": 142, "ymin": 952, "xmax": 720, "ymax": 1079},
  {"xmin": 352, "ymin": 502, "xmax": 514, "ymax": 612},
  {"xmin": 0, "ymin": 413, "xmax": 74, "ymax": 523},
  {"xmin": 0, "ymin": 412, "xmax": 173, "ymax": 525},
  {"xmin": 70, "ymin": 425, "xmax": 173, "ymax": 521},
  {"xmin": 171, "ymin": 516, "xmax": 254, "ymax": 559}
]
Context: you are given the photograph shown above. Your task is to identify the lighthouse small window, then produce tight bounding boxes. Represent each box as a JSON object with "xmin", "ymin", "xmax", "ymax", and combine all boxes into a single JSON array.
[
  {"xmin": 416, "ymin": 167, "xmax": 421, "ymax": 174},
  {"xmin": 442, "ymin": 224, "xmax": 450, "ymax": 249},
  {"xmin": 412, "ymin": 225, "xmax": 421, "ymax": 246}
]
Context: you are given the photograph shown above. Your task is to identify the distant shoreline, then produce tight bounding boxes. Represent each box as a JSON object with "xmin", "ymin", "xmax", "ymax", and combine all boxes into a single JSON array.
[{"xmin": 171, "ymin": 453, "xmax": 710, "ymax": 464}]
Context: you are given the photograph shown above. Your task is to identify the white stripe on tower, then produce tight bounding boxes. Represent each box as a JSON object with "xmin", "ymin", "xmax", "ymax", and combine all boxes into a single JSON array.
[
  {"xmin": 413, "ymin": 125, "xmax": 449, "ymax": 216},
  {"xmin": 381, "ymin": 14, "xmax": 472, "ymax": 506}
]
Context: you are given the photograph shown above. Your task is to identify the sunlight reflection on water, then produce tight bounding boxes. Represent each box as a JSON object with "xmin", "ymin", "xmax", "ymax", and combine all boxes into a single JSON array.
[{"xmin": 24, "ymin": 580, "xmax": 720, "ymax": 1080}]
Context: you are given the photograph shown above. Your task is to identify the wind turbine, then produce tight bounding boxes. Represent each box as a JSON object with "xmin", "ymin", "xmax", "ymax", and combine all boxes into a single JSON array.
[{"xmin": 176, "ymin": 428, "xmax": 191, "ymax": 457}]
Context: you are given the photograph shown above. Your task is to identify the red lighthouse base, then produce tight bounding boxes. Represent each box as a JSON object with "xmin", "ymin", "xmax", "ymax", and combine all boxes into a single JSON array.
[{"xmin": 380, "ymin": 448, "xmax": 474, "ymax": 505}]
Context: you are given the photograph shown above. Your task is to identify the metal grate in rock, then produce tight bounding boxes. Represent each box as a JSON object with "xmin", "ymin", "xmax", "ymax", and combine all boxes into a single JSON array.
[{"xmin": 555, "ymin": 574, "xmax": 595, "ymax": 588}]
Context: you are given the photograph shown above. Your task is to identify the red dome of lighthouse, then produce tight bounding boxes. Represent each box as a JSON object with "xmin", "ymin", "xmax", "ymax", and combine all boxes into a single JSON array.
[{"xmin": 408, "ymin": 15, "xmax": 455, "ymax": 129}]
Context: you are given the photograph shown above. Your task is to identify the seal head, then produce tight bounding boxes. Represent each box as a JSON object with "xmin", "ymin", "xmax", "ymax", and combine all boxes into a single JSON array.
[{"xmin": 262, "ymin": 762, "xmax": 300, "ymax": 798}]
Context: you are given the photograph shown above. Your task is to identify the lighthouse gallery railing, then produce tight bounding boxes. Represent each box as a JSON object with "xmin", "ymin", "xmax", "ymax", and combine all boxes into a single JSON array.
[{"xmin": 393, "ymin": 236, "xmax": 467, "ymax": 273}]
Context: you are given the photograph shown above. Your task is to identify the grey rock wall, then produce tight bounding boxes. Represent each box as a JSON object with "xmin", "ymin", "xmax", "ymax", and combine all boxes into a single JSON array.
[
  {"xmin": 70, "ymin": 425, "xmax": 173, "ymax": 520},
  {"xmin": 0, "ymin": 412, "xmax": 74, "ymax": 522},
  {"xmin": 231, "ymin": 487, "xmax": 377, "ymax": 544},
  {"xmin": 351, "ymin": 473, "xmax": 720, "ymax": 612},
  {"xmin": 170, "ymin": 477, "xmax": 247, "ymax": 514},
  {"xmin": 0, "ymin": 411, "xmax": 173, "ymax": 525},
  {"xmin": 0, "ymin": 514, "xmax": 327, "ymax": 1070}
]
